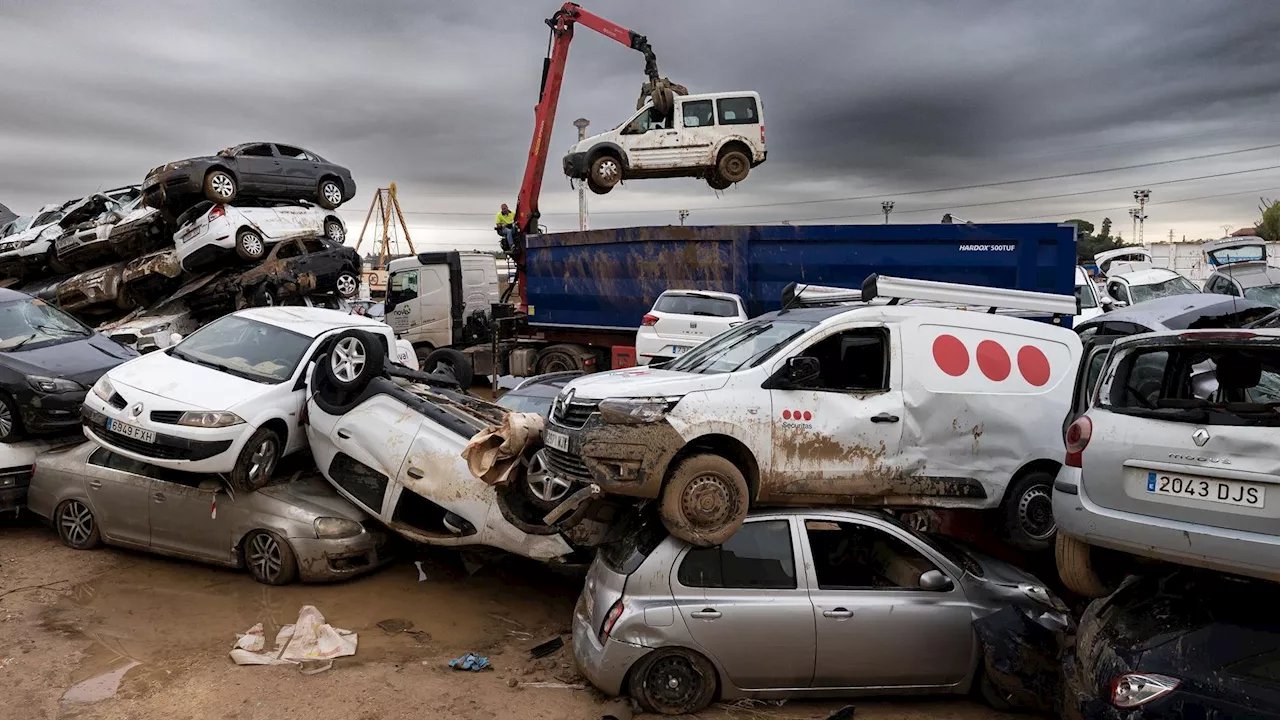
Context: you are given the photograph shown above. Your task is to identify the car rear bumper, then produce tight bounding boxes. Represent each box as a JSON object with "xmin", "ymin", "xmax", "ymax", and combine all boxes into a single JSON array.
[
  {"xmin": 0, "ymin": 486, "xmax": 27, "ymax": 513},
  {"xmin": 1053, "ymin": 466, "xmax": 1280, "ymax": 581},
  {"xmin": 571, "ymin": 597, "xmax": 649, "ymax": 696},
  {"xmin": 563, "ymin": 152, "xmax": 589, "ymax": 178},
  {"xmin": 143, "ymin": 170, "xmax": 200, "ymax": 207}
]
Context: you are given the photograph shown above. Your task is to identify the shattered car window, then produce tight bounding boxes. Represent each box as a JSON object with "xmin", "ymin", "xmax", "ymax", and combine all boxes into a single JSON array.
[
  {"xmin": 1102, "ymin": 343, "xmax": 1280, "ymax": 426},
  {"xmin": 1129, "ymin": 276, "xmax": 1199, "ymax": 304},
  {"xmin": 171, "ymin": 315, "xmax": 312, "ymax": 383},
  {"xmin": 666, "ymin": 319, "xmax": 814, "ymax": 375},
  {"xmin": 0, "ymin": 299, "xmax": 90, "ymax": 350},
  {"xmin": 1243, "ymin": 285, "xmax": 1280, "ymax": 307}
]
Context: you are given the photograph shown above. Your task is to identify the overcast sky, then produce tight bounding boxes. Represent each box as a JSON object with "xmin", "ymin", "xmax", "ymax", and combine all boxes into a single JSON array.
[{"xmin": 3, "ymin": 0, "xmax": 1279, "ymax": 252}]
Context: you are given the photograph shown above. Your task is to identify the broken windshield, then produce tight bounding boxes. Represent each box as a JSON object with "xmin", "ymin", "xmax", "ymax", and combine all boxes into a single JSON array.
[
  {"xmin": 1129, "ymin": 276, "xmax": 1199, "ymax": 304},
  {"xmin": 1244, "ymin": 285, "xmax": 1280, "ymax": 308},
  {"xmin": 666, "ymin": 319, "xmax": 815, "ymax": 375},
  {"xmin": 0, "ymin": 299, "xmax": 90, "ymax": 351}
]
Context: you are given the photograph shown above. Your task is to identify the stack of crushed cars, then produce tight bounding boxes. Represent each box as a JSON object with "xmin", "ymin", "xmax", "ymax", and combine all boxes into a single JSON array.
[{"xmin": 0, "ymin": 142, "xmax": 362, "ymax": 353}]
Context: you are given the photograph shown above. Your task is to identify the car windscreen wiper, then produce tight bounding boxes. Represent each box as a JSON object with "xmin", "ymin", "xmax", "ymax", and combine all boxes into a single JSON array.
[
  {"xmin": 173, "ymin": 349, "xmax": 272, "ymax": 384},
  {"xmin": 7, "ymin": 333, "xmax": 38, "ymax": 350}
]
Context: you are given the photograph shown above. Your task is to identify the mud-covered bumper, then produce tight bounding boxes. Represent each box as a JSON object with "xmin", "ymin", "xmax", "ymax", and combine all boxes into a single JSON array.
[
  {"xmin": 543, "ymin": 417, "xmax": 684, "ymax": 499},
  {"xmin": 288, "ymin": 528, "xmax": 391, "ymax": 583},
  {"xmin": 563, "ymin": 152, "xmax": 589, "ymax": 178},
  {"xmin": 571, "ymin": 597, "xmax": 650, "ymax": 696}
]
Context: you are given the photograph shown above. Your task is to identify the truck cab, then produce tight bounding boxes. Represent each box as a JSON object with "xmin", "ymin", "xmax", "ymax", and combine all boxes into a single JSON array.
[{"xmin": 384, "ymin": 251, "xmax": 501, "ymax": 365}]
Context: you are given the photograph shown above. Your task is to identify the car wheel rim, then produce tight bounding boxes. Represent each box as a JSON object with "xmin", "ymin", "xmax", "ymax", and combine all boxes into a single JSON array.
[
  {"xmin": 337, "ymin": 274, "xmax": 357, "ymax": 296},
  {"xmin": 248, "ymin": 437, "xmax": 278, "ymax": 483},
  {"xmin": 323, "ymin": 183, "xmax": 342, "ymax": 205},
  {"xmin": 725, "ymin": 156, "xmax": 746, "ymax": 177},
  {"xmin": 211, "ymin": 174, "xmax": 234, "ymax": 198},
  {"xmin": 241, "ymin": 233, "xmax": 263, "ymax": 256},
  {"xmin": 326, "ymin": 223, "xmax": 344, "ymax": 242},
  {"xmin": 526, "ymin": 451, "xmax": 572, "ymax": 503},
  {"xmin": 60, "ymin": 501, "xmax": 93, "ymax": 546},
  {"xmin": 681, "ymin": 474, "xmax": 735, "ymax": 529},
  {"xmin": 645, "ymin": 656, "xmax": 701, "ymax": 712},
  {"xmin": 597, "ymin": 160, "xmax": 619, "ymax": 182},
  {"xmin": 248, "ymin": 533, "xmax": 282, "ymax": 582},
  {"xmin": 332, "ymin": 337, "xmax": 366, "ymax": 382},
  {"xmin": 1018, "ymin": 485, "xmax": 1055, "ymax": 540},
  {"xmin": 0, "ymin": 402, "xmax": 11, "ymax": 437}
]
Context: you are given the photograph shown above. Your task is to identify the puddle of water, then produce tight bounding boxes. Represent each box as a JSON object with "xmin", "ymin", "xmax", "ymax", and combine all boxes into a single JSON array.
[{"xmin": 61, "ymin": 660, "xmax": 141, "ymax": 704}]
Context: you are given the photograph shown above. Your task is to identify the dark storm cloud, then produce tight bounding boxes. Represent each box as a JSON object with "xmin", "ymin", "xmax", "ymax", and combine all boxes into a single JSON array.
[{"xmin": 2, "ymin": 0, "xmax": 1279, "ymax": 244}]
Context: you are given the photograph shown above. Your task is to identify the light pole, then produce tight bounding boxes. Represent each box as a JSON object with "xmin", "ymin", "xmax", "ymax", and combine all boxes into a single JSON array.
[
  {"xmin": 881, "ymin": 201, "xmax": 895, "ymax": 224},
  {"xmin": 573, "ymin": 118, "xmax": 590, "ymax": 231},
  {"xmin": 678, "ymin": 209, "xmax": 689, "ymax": 226},
  {"xmin": 1133, "ymin": 189, "xmax": 1151, "ymax": 245},
  {"xmin": 1128, "ymin": 208, "xmax": 1139, "ymax": 244}
]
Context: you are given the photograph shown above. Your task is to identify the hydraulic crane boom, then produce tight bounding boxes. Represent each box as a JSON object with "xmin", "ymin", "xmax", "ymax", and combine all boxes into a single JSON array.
[{"xmin": 512, "ymin": 3, "xmax": 677, "ymax": 245}]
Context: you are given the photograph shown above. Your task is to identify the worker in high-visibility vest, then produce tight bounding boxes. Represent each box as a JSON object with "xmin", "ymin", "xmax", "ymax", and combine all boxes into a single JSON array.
[{"xmin": 495, "ymin": 204, "xmax": 516, "ymax": 250}]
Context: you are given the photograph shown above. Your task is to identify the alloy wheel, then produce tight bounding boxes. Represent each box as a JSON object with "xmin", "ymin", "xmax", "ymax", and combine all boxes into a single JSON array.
[
  {"xmin": 326, "ymin": 222, "xmax": 345, "ymax": 243},
  {"xmin": 247, "ymin": 437, "xmax": 278, "ymax": 484},
  {"xmin": 0, "ymin": 402, "xmax": 12, "ymax": 438},
  {"xmin": 331, "ymin": 336, "xmax": 366, "ymax": 382},
  {"xmin": 59, "ymin": 500, "xmax": 94, "ymax": 547},
  {"xmin": 248, "ymin": 533, "xmax": 283, "ymax": 583},
  {"xmin": 526, "ymin": 451, "xmax": 572, "ymax": 503},
  {"xmin": 211, "ymin": 174, "xmax": 235, "ymax": 199},
  {"xmin": 322, "ymin": 182, "xmax": 343, "ymax": 206},
  {"xmin": 241, "ymin": 232, "xmax": 264, "ymax": 257},
  {"xmin": 336, "ymin": 273, "xmax": 358, "ymax": 297}
]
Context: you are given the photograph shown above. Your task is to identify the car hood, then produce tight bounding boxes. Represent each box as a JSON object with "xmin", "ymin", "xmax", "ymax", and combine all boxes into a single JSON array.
[
  {"xmin": 108, "ymin": 350, "xmax": 274, "ymax": 410},
  {"xmin": 564, "ymin": 367, "xmax": 731, "ymax": 400},
  {"xmin": 967, "ymin": 547, "xmax": 1046, "ymax": 588},
  {"xmin": 0, "ymin": 334, "xmax": 134, "ymax": 385},
  {"xmin": 256, "ymin": 475, "xmax": 369, "ymax": 522}
]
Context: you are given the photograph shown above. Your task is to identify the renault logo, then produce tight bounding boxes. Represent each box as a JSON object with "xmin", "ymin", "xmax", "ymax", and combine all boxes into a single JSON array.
[
  {"xmin": 1192, "ymin": 428, "xmax": 1210, "ymax": 447},
  {"xmin": 131, "ymin": 402, "xmax": 144, "ymax": 418},
  {"xmin": 552, "ymin": 389, "xmax": 574, "ymax": 421}
]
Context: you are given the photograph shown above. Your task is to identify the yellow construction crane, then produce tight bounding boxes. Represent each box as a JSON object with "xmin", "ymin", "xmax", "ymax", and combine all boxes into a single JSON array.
[{"xmin": 354, "ymin": 183, "xmax": 415, "ymax": 269}]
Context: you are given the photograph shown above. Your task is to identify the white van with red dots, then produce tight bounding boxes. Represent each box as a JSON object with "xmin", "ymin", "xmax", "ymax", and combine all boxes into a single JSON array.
[{"xmin": 531, "ymin": 275, "xmax": 1082, "ymax": 550}]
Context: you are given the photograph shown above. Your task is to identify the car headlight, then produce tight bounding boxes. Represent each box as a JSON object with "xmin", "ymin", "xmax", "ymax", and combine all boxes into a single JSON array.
[
  {"xmin": 28, "ymin": 376, "xmax": 84, "ymax": 394},
  {"xmin": 314, "ymin": 517, "xmax": 363, "ymax": 539},
  {"xmin": 598, "ymin": 397, "xmax": 679, "ymax": 425},
  {"xmin": 1111, "ymin": 672, "xmax": 1181, "ymax": 708},
  {"xmin": 1018, "ymin": 583, "xmax": 1069, "ymax": 613},
  {"xmin": 91, "ymin": 375, "xmax": 114, "ymax": 402},
  {"xmin": 177, "ymin": 411, "xmax": 244, "ymax": 428}
]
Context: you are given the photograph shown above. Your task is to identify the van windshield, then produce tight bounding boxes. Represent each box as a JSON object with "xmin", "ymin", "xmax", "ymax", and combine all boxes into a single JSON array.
[{"xmin": 666, "ymin": 319, "xmax": 814, "ymax": 375}]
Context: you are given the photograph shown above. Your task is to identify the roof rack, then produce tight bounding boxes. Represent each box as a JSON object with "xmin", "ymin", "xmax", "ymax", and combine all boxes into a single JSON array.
[{"xmin": 782, "ymin": 274, "xmax": 1077, "ymax": 317}]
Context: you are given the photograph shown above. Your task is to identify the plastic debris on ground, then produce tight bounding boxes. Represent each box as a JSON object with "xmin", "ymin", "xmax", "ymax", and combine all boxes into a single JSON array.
[
  {"xmin": 529, "ymin": 636, "xmax": 564, "ymax": 659},
  {"xmin": 461, "ymin": 411, "xmax": 544, "ymax": 485},
  {"xmin": 230, "ymin": 605, "xmax": 357, "ymax": 666},
  {"xmin": 448, "ymin": 653, "xmax": 491, "ymax": 671}
]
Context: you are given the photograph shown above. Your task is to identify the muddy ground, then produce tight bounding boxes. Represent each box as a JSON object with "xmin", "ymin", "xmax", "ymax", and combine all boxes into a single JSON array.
[{"xmin": 1, "ymin": 517, "xmax": 1011, "ymax": 720}]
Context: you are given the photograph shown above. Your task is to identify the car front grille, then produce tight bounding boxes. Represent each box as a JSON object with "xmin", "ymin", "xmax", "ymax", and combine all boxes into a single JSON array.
[
  {"xmin": 149, "ymin": 411, "xmax": 183, "ymax": 424},
  {"xmin": 551, "ymin": 400, "xmax": 598, "ymax": 429},
  {"xmin": 108, "ymin": 393, "xmax": 127, "ymax": 410},
  {"xmin": 542, "ymin": 447, "xmax": 593, "ymax": 485}
]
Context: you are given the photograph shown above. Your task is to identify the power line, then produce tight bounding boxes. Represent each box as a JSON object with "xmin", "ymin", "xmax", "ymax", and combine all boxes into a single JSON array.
[{"xmin": 984, "ymin": 185, "xmax": 1280, "ymax": 223}]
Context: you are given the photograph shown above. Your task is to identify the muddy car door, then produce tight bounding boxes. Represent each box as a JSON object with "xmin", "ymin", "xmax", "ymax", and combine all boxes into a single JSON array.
[
  {"xmin": 672, "ymin": 98, "xmax": 718, "ymax": 167},
  {"xmin": 82, "ymin": 447, "xmax": 153, "ymax": 548},
  {"xmin": 765, "ymin": 325, "xmax": 905, "ymax": 499},
  {"xmin": 619, "ymin": 106, "xmax": 680, "ymax": 170},
  {"xmin": 147, "ymin": 469, "xmax": 233, "ymax": 563},
  {"xmin": 308, "ymin": 392, "xmax": 419, "ymax": 520}
]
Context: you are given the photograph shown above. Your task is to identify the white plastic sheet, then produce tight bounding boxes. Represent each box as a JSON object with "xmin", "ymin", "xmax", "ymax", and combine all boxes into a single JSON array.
[{"xmin": 230, "ymin": 605, "xmax": 357, "ymax": 666}]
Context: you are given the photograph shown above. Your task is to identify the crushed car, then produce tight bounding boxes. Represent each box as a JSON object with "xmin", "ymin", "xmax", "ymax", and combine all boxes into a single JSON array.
[
  {"xmin": 54, "ymin": 248, "xmax": 183, "ymax": 318},
  {"xmin": 0, "ymin": 199, "xmax": 79, "ymax": 280},
  {"xmin": 1200, "ymin": 235, "xmax": 1280, "ymax": 306},
  {"xmin": 142, "ymin": 142, "xmax": 356, "ymax": 211},
  {"xmin": 520, "ymin": 276, "xmax": 1082, "ymax": 549},
  {"xmin": 56, "ymin": 193, "xmax": 168, "ymax": 271},
  {"xmin": 174, "ymin": 199, "xmax": 347, "ymax": 272},
  {"xmin": 28, "ymin": 441, "xmax": 389, "ymax": 585},
  {"xmin": 171, "ymin": 236, "xmax": 361, "ymax": 314},
  {"xmin": 1093, "ymin": 248, "xmax": 1199, "ymax": 309},
  {"xmin": 573, "ymin": 507, "xmax": 1070, "ymax": 715},
  {"xmin": 97, "ymin": 297, "xmax": 199, "ymax": 354}
]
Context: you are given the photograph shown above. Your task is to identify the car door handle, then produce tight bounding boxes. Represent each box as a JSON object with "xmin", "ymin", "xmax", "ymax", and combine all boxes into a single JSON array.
[
  {"xmin": 870, "ymin": 413, "xmax": 899, "ymax": 424},
  {"xmin": 407, "ymin": 468, "xmax": 424, "ymax": 479},
  {"xmin": 88, "ymin": 480, "xmax": 102, "ymax": 490},
  {"xmin": 153, "ymin": 492, "xmax": 165, "ymax": 502},
  {"xmin": 690, "ymin": 608, "xmax": 721, "ymax": 619},
  {"xmin": 337, "ymin": 429, "xmax": 351, "ymax": 439},
  {"xmin": 823, "ymin": 607, "xmax": 853, "ymax": 619}
]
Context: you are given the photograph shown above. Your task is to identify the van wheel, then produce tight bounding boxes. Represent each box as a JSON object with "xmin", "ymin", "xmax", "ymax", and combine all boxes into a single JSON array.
[
  {"xmin": 235, "ymin": 229, "xmax": 266, "ymax": 261},
  {"xmin": 320, "ymin": 329, "xmax": 386, "ymax": 394},
  {"xmin": 590, "ymin": 155, "xmax": 622, "ymax": 189},
  {"xmin": 1003, "ymin": 470, "xmax": 1056, "ymax": 551},
  {"xmin": 707, "ymin": 172, "xmax": 731, "ymax": 191},
  {"xmin": 1055, "ymin": 534, "xmax": 1112, "ymax": 598},
  {"xmin": 204, "ymin": 170, "xmax": 238, "ymax": 204},
  {"xmin": 423, "ymin": 348, "xmax": 473, "ymax": 388},
  {"xmin": 230, "ymin": 427, "xmax": 281, "ymax": 493},
  {"xmin": 628, "ymin": 647, "xmax": 717, "ymax": 716},
  {"xmin": 659, "ymin": 454, "xmax": 749, "ymax": 547},
  {"xmin": 716, "ymin": 150, "xmax": 750, "ymax": 184}
]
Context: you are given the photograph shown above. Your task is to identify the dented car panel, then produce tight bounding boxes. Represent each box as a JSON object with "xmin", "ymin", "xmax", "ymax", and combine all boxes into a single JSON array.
[
  {"xmin": 236, "ymin": 235, "xmax": 360, "ymax": 305},
  {"xmin": 57, "ymin": 195, "xmax": 167, "ymax": 268},
  {"xmin": 56, "ymin": 261, "xmax": 128, "ymax": 314},
  {"xmin": 174, "ymin": 199, "xmax": 346, "ymax": 272}
]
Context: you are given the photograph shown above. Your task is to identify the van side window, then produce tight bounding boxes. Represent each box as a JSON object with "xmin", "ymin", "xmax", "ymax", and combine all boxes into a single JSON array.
[
  {"xmin": 795, "ymin": 328, "xmax": 890, "ymax": 392},
  {"xmin": 387, "ymin": 271, "xmax": 418, "ymax": 306},
  {"xmin": 681, "ymin": 100, "xmax": 715, "ymax": 128},
  {"xmin": 716, "ymin": 97, "xmax": 758, "ymax": 125}
]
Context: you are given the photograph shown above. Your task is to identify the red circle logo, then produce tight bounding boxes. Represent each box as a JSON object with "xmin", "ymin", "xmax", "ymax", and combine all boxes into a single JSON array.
[
  {"xmin": 1018, "ymin": 345, "xmax": 1051, "ymax": 386},
  {"xmin": 782, "ymin": 410, "xmax": 792, "ymax": 420},
  {"xmin": 803, "ymin": 411, "xmax": 812, "ymax": 421},
  {"xmin": 932, "ymin": 334, "xmax": 969, "ymax": 376},
  {"xmin": 976, "ymin": 340, "xmax": 1011, "ymax": 381}
]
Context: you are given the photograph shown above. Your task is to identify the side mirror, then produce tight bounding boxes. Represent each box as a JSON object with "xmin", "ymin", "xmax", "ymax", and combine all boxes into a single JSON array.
[
  {"xmin": 198, "ymin": 479, "xmax": 223, "ymax": 493},
  {"xmin": 919, "ymin": 570, "xmax": 953, "ymax": 591},
  {"xmin": 169, "ymin": 332, "xmax": 184, "ymax": 346},
  {"xmin": 1111, "ymin": 299, "xmax": 1129, "ymax": 309},
  {"xmin": 764, "ymin": 356, "xmax": 821, "ymax": 390}
]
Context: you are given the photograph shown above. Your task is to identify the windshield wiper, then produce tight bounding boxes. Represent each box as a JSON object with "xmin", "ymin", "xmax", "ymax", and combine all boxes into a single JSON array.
[
  {"xmin": 7, "ymin": 333, "xmax": 38, "ymax": 350},
  {"xmin": 173, "ymin": 349, "xmax": 272, "ymax": 383},
  {"xmin": 31, "ymin": 322, "xmax": 85, "ymax": 338}
]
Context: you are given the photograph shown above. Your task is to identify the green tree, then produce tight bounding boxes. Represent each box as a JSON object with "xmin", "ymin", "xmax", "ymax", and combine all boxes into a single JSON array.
[
  {"xmin": 1064, "ymin": 218, "xmax": 1095, "ymax": 237},
  {"xmin": 1098, "ymin": 217, "xmax": 1112, "ymax": 241},
  {"xmin": 1258, "ymin": 197, "xmax": 1280, "ymax": 242},
  {"xmin": 1065, "ymin": 217, "xmax": 1132, "ymax": 262}
]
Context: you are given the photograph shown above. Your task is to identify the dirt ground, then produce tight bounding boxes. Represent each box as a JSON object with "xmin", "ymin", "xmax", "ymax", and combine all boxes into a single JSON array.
[{"xmin": 1, "ymin": 516, "xmax": 1012, "ymax": 720}]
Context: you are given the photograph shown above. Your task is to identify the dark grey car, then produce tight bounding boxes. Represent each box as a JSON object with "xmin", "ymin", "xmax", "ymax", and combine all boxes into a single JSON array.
[{"xmin": 142, "ymin": 142, "xmax": 356, "ymax": 211}]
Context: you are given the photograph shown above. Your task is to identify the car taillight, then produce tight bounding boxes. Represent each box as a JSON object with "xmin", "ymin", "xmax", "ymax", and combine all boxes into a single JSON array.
[
  {"xmin": 1065, "ymin": 416, "xmax": 1092, "ymax": 468},
  {"xmin": 1111, "ymin": 673, "xmax": 1180, "ymax": 708},
  {"xmin": 208, "ymin": 205, "xmax": 225, "ymax": 221},
  {"xmin": 641, "ymin": 314, "xmax": 658, "ymax": 326},
  {"xmin": 760, "ymin": 125, "xmax": 766, "ymax": 144},
  {"xmin": 598, "ymin": 600, "xmax": 624, "ymax": 643}
]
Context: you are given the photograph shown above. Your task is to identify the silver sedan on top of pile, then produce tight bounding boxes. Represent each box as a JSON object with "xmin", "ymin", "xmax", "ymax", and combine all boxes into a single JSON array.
[{"xmin": 27, "ymin": 441, "xmax": 389, "ymax": 585}]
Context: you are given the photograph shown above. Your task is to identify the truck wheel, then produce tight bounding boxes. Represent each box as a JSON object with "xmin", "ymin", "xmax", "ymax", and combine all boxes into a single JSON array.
[
  {"xmin": 716, "ymin": 150, "xmax": 750, "ymax": 184},
  {"xmin": 321, "ymin": 329, "xmax": 387, "ymax": 394},
  {"xmin": 1002, "ymin": 471, "xmax": 1056, "ymax": 551},
  {"xmin": 235, "ymin": 229, "xmax": 266, "ymax": 261},
  {"xmin": 660, "ymin": 454, "xmax": 750, "ymax": 547},
  {"xmin": 1055, "ymin": 533, "xmax": 1111, "ymax": 598},
  {"xmin": 627, "ymin": 647, "xmax": 717, "ymax": 716},
  {"xmin": 204, "ymin": 169, "xmax": 238, "ymax": 204},
  {"xmin": 535, "ymin": 344, "xmax": 587, "ymax": 374},
  {"xmin": 590, "ymin": 155, "xmax": 622, "ymax": 190},
  {"xmin": 423, "ymin": 348, "xmax": 474, "ymax": 388}
]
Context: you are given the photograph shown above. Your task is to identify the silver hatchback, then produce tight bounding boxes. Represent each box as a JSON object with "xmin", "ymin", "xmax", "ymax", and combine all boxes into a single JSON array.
[
  {"xmin": 572, "ymin": 508, "xmax": 1069, "ymax": 715},
  {"xmin": 1055, "ymin": 329, "xmax": 1280, "ymax": 597}
]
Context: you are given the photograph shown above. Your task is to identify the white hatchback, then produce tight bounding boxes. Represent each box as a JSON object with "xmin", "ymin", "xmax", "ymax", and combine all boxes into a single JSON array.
[
  {"xmin": 635, "ymin": 290, "xmax": 747, "ymax": 365},
  {"xmin": 173, "ymin": 199, "xmax": 346, "ymax": 272},
  {"xmin": 82, "ymin": 307, "xmax": 396, "ymax": 492}
]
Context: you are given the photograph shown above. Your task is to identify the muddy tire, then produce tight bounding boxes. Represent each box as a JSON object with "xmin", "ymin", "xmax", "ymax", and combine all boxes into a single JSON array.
[
  {"xmin": 0, "ymin": 393, "xmax": 23, "ymax": 442},
  {"xmin": 235, "ymin": 229, "xmax": 266, "ymax": 261},
  {"xmin": 977, "ymin": 667, "xmax": 1014, "ymax": 711},
  {"xmin": 659, "ymin": 454, "xmax": 750, "ymax": 547},
  {"xmin": 413, "ymin": 344, "xmax": 435, "ymax": 371},
  {"xmin": 323, "ymin": 218, "xmax": 345, "ymax": 243},
  {"xmin": 56, "ymin": 499, "xmax": 102, "ymax": 550},
  {"xmin": 535, "ymin": 344, "xmax": 588, "ymax": 375},
  {"xmin": 716, "ymin": 150, "xmax": 750, "ymax": 184},
  {"xmin": 203, "ymin": 169, "xmax": 238, "ymax": 204},
  {"xmin": 589, "ymin": 155, "xmax": 622, "ymax": 190},
  {"xmin": 335, "ymin": 271, "xmax": 360, "ymax": 299},
  {"xmin": 317, "ymin": 178, "xmax": 344, "ymax": 209},
  {"xmin": 1056, "ymin": 533, "xmax": 1111, "ymax": 598},
  {"xmin": 244, "ymin": 530, "xmax": 298, "ymax": 585},
  {"xmin": 423, "ymin": 348, "xmax": 473, "ymax": 388},
  {"xmin": 46, "ymin": 247, "xmax": 70, "ymax": 275},
  {"xmin": 628, "ymin": 647, "xmax": 718, "ymax": 715},
  {"xmin": 1003, "ymin": 471, "xmax": 1057, "ymax": 551},
  {"xmin": 707, "ymin": 172, "xmax": 731, "ymax": 191},
  {"xmin": 320, "ymin": 329, "xmax": 386, "ymax": 394},
  {"xmin": 230, "ymin": 426, "xmax": 281, "ymax": 493},
  {"xmin": 587, "ymin": 178, "xmax": 611, "ymax": 196}
]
